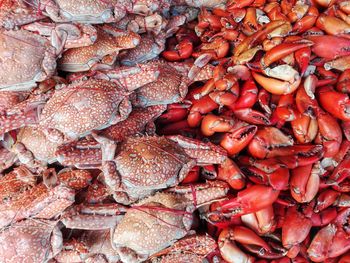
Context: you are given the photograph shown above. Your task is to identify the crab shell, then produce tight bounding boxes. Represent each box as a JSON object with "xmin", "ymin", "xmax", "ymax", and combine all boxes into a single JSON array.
[
  {"xmin": 16, "ymin": 126, "xmax": 61, "ymax": 163},
  {"xmin": 112, "ymin": 136, "xmax": 196, "ymax": 202},
  {"xmin": 133, "ymin": 61, "xmax": 188, "ymax": 107},
  {"xmin": 0, "ymin": 29, "xmax": 56, "ymax": 91},
  {"xmin": 112, "ymin": 182, "xmax": 228, "ymax": 261},
  {"xmin": 38, "ymin": 0, "xmax": 118, "ymax": 24},
  {"xmin": 39, "ymin": 79, "xmax": 132, "ymax": 140},
  {"xmin": 0, "ymin": 219, "xmax": 62, "ymax": 263},
  {"xmin": 58, "ymin": 26, "xmax": 141, "ymax": 72}
]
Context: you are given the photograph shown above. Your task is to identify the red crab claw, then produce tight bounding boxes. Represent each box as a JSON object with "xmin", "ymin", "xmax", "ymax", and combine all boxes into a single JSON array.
[
  {"xmin": 295, "ymin": 47, "xmax": 311, "ymax": 76},
  {"xmin": 326, "ymin": 158, "xmax": 350, "ymax": 192},
  {"xmin": 315, "ymin": 111, "xmax": 342, "ymax": 158},
  {"xmin": 290, "ymin": 162, "xmax": 321, "ymax": 203},
  {"xmin": 187, "ymin": 95, "xmax": 219, "ymax": 127},
  {"xmin": 162, "ymin": 40, "xmax": 193, "ymax": 61},
  {"xmin": 227, "ymin": 0, "xmax": 255, "ymax": 9},
  {"xmin": 315, "ymin": 67, "xmax": 338, "ymax": 87},
  {"xmin": 234, "ymin": 20, "xmax": 287, "ymax": 58},
  {"xmin": 258, "ymin": 88, "xmax": 272, "ymax": 115},
  {"xmin": 196, "ymin": 8, "xmax": 222, "ymax": 30},
  {"xmin": 218, "ymin": 226, "xmax": 270, "ymax": 263},
  {"xmin": 241, "ymin": 205, "xmax": 276, "ymax": 235},
  {"xmin": 324, "ymin": 54, "xmax": 350, "ymax": 72},
  {"xmin": 252, "ymin": 71, "xmax": 301, "ymax": 95},
  {"xmin": 182, "ymin": 166, "xmax": 200, "ymax": 184},
  {"xmin": 291, "ymin": 112, "xmax": 318, "ymax": 144},
  {"xmin": 205, "ymin": 185, "xmax": 280, "ymax": 224},
  {"xmin": 306, "ymin": 35, "xmax": 350, "ymax": 60},
  {"xmin": 309, "ymin": 207, "xmax": 337, "ymax": 227},
  {"xmin": 282, "ymin": 206, "xmax": 312, "ymax": 250},
  {"xmin": 272, "ymin": 94, "xmax": 298, "ymax": 122},
  {"xmin": 238, "ymin": 156, "xmax": 283, "ymax": 173},
  {"xmin": 291, "ymin": 6, "xmax": 319, "ymax": 34},
  {"xmin": 234, "ymin": 108, "xmax": 271, "ymax": 125},
  {"xmin": 201, "ymin": 114, "xmax": 236, "ymax": 136},
  {"xmin": 217, "ymin": 158, "xmax": 246, "ymax": 190},
  {"xmin": 337, "ymin": 69, "xmax": 350, "ymax": 93},
  {"xmin": 247, "ymin": 127, "xmax": 294, "ymax": 159},
  {"xmin": 192, "ymin": 37, "xmax": 230, "ymax": 60},
  {"xmin": 314, "ymin": 189, "xmax": 341, "ymax": 212},
  {"xmin": 316, "ymin": 14, "xmax": 350, "ymax": 37},
  {"xmin": 229, "ymin": 79, "xmax": 258, "ymax": 110},
  {"xmin": 317, "ymin": 86, "xmax": 349, "ymax": 122},
  {"xmin": 275, "ymin": 145, "xmax": 324, "ymax": 168},
  {"xmin": 241, "ymin": 166, "xmax": 290, "ymax": 190},
  {"xmin": 295, "ymin": 83, "xmax": 320, "ymax": 118},
  {"xmin": 220, "ymin": 125, "xmax": 257, "ymax": 156},
  {"xmin": 261, "ymin": 40, "xmax": 313, "ymax": 68},
  {"xmin": 309, "ymin": 208, "xmax": 350, "ymax": 261},
  {"xmin": 157, "ymin": 103, "xmax": 191, "ymax": 124}
]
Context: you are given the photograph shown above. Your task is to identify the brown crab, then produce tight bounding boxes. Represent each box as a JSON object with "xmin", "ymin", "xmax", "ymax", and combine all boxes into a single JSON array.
[
  {"xmin": 0, "ymin": 219, "xmax": 63, "ymax": 263},
  {"xmin": 0, "ymin": 29, "xmax": 57, "ymax": 91},
  {"xmin": 0, "ymin": 0, "xmax": 46, "ymax": 29},
  {"xmin": 57, "ymin": 134, "xmax": 227, "ymax": 204},
  {"xmin": 58, "ymin": 25, "xmax": 141, "ymax": 72},
  {"xmin": 57, "ymin": 181, "xmax": 227, "ymax": 262},
  {"xmin": 112, "ymin": 181, "xmax": 228, "ymax": 262},
  {"xmin": 0, "ymin": 167, "xmax": 92, "ymax": 228},
  {"xmin": 34, "ymin": 0, "xmax": 171, "ymax": 23}
]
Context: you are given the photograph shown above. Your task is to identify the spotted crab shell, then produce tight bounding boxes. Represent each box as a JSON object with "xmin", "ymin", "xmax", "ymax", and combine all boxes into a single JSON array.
[{"xmin": 39, "ymin": 79, "xmax": 132, "ymax": 139}]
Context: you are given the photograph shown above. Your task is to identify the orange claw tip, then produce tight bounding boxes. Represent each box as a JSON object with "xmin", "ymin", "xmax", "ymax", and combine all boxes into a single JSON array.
[
  {"xmin": 220, "ymin": 125, "xmax": 257, "ymax": 156},
  {"xmin": 251, "ymin": 71, "xmax": 301, "ymax": 95}
]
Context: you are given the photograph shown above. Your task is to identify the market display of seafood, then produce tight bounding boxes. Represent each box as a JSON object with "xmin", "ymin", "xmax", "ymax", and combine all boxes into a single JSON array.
[{"xmin": 1, "ymin": 0, "xmax": 350, "ymax": 262}]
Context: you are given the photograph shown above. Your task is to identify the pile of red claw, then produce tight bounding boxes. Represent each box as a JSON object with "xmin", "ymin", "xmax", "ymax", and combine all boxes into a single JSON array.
[{"xmin": 0, "ymin": 0, "xmax": 350, "ymax": 262}]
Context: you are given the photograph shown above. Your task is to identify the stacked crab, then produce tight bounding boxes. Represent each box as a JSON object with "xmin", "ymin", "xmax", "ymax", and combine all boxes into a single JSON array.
[{"xmin": 2, "ymin": 0, "xmax": 350, "ymax": 262}]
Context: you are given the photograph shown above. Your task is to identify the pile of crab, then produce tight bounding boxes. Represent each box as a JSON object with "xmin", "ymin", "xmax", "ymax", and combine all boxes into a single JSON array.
[{"xmin": 1, "ymin": 0, "xmax": 350, "ymax": 262}]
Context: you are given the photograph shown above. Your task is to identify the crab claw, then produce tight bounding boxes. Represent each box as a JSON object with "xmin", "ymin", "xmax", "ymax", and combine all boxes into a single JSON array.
[
  {"xmin": 217, "ymin": 158, "xmax": 246, "ymax": 190},
  {"xmin": 326, "ymin": 158, "xmax": 350, "ymax": 192},
  {"xmin": 291, "ymin": 112, "xmax": 318, "ymax": 144},
  {"xmin": 282, "ymin": 206, "xmax": 312, "ymax": 248},
  {"xmin": 242, "ymin": 166, "xmax": 290, "ymax": 191},
  {"xmin": 252, "ymin": 70, "xmax": 301, "ymax": 95},
  {"xmin": 324, "ymin": 55, "xmax": 350, "ymax": 72},
  {"xmin": 315, "ymin": 111, "xmax": 342, "ymax": 158},
  {"xmin": 241, "ymin": 206, "xmax": 276, "ymax": 235},
  {"xmin": 316, "ymin": 14, "xmax": 350, "ymax": 37},
  {"xmin": 220, "ymin": 125, "xmax": 257, "ymax": 156},
  {"xmin": 290, "ymin": 162, "xmax": 321, "ymax": 203},
  {"xmin": 218, "ymin": 226, "xmax": 270, "ymax": 263},
  {"xmin": 261, "ymin": 40, "xmax": 313, "ymax": 68},
  {"xmin": 188, "ymin": 95, "xmax": 219, "ymax": 127},
  {"xmin": 337, "ymin": 69, "xmax": 350, "ymax": 93},
  {"xmin": 306, "ymin": 35, "xmax": 350, "ymax": 60},
  {"xmin": 317, "ymin": 86, "xmax": 350, "ymax": 121},
  {"xmin": 201, "ymin": 114, "xmax": 235, "ymax": 136},
  {"xmin": 229, "ymin": 79, "xmax": 258, "ymax": 110},
  {"xmin": 234, "ymin": 108, "xmax": 271, "ymax": 125},
  {"xmin": 205, "ymin": 185, "xmax": 280, "ymax": 224},
  {"xmin": 162, "ymin": 40, "xmax": 193, "ymax": 61}
]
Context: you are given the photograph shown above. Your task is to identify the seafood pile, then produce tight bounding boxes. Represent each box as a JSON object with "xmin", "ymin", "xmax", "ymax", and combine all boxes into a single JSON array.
[{"xmin": 1, "ymin": 0, "xmax": 350, "ymax": 262}]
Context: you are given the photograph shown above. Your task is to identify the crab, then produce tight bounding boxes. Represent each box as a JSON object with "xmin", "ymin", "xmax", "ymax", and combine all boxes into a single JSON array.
[
  {"xmin": 0, "ymin": 219, "xmax": 63, "ymax": 263},
  {"xmin": 0, "ymin": 167, "xmax": 92, "ymax": 228},
  {"xmin": 0, "ymin": 29, "xmax": 57, "ymax": 91},
  {"xmin": 54, "ymin": 230, "xmax": 121, "ymax": 262},
  {"xmin": 56, "ymin": 133, "xmax": 227, "ymax": 204},
  {"xmin": 38, "ymin": 79, "xmax": 135, "ymax": 142},
  {"xmin": 58, "ymin": 25, "xmax": 141, "ymax": 72},
  {"xmin": 0, "ymin": 0, "xmax": 46, "ymax": 29},
  {"xmin": 111, "ymin": 181, "xmax": 228, "ymax": 262},
  {"xmin": 57, "ymin": 181, "xmax": 227, "ymax": 262},
  {"xmin": 149, "ymin": 234, "xmax": 217, "ymax": 262},
  {"xmin": 0, "ymin": 22, "xmax": 98, "ymax": 91},
  {"xmin": 33, "ymin": 0, "xmax": 172, "ymax": 24}
]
